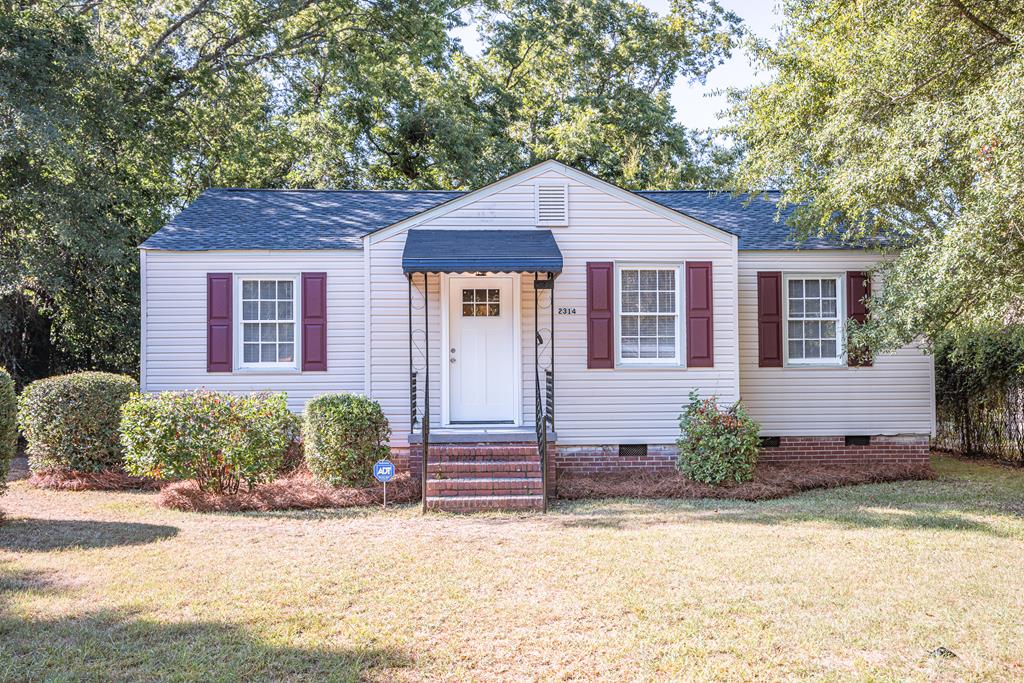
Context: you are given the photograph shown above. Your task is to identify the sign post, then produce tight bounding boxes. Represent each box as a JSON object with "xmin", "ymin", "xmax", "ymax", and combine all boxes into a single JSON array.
[{"xmin": 373, "ymin": 459, "xmax": 396, "ymax": 508}]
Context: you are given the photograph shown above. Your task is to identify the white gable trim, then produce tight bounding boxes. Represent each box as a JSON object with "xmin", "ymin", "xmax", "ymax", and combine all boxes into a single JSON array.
[{"xmin": 364, "ymin": 160, "xmax": 737, "ymax": 247}]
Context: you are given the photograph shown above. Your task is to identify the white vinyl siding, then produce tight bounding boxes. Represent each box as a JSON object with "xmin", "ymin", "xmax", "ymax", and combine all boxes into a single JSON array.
[
  {"xmin": 369, "ymin": 166, "xmax": 739, "ymax": 447},
  {"xmin": 141, "ymin": 250, "xmax": 364, "ymax": 412},
  {"xmin": 739, "ymin": 251, "xmax": 935, "ymax": 436}
]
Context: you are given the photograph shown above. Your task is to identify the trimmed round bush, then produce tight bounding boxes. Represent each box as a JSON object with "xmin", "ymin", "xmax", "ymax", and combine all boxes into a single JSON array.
[
  {"xmin": 676, "ymin": 390, "xmax": 761, "ymax": 485},
  {"xmin": 304, "ymin": 393, "xmax": 391, "ymax": 487},
  {"xmin": 121, "ymin": 390, "xmax": 299, "ymax": 494},
  {"xmin": 18, "ymin": 372, "xmax": 137, "ymax": 474},
  {"xmin": 0, "ymin": 367, "xmax": 16, "ymax": 495}
]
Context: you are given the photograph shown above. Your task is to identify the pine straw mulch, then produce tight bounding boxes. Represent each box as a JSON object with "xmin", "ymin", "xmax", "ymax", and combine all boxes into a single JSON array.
[
  {"xmin": 556, "ymin": 462, "xmax": 936, "ymax": 502},
  {"xmin": 28, "ymin": 469, "xmax": 159, "ymax": 491},
  {"xmin": 157, "ymin": 471, "xmax": 419, "ymax": 513}
]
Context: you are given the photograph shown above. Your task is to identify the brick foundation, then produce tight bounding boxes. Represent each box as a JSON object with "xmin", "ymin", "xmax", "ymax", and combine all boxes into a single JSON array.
[
  {"xmin": 757, "ymin": 435, "xmax": 930, "ymax": 466},
  {"xmin": 554, "ymin": 444, "xmax": 677, "ymax": 474},
  {"xmin": 551, "ymin": 435, "xmax": 930, "ymax": 475},
  {"xmin": 394, "ymin": 435, "xmax": 931, "ymax": 502}
]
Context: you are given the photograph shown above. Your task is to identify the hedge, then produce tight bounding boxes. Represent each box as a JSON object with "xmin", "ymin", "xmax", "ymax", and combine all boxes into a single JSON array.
[
  {"xmin": 933, "ymin": 327, "xmax": 1024, "ymax": 464},
  {"xmin": 304, "ymin": 393, "xmax": 391, "ymax": 487},
  {"xmin": 18, "ymin": 372, "xmax": 138, "ymax": 473},
  {"xmin": 0, "ymin": 368, "xmax": 16, "ymax": 495},
  {"xmin": 121, "ymin": 390, "xmax": 299, "ymax": 494},
  {"xmin": 676, "ymin": 390, "xmax": 761, "ymax": 485}
]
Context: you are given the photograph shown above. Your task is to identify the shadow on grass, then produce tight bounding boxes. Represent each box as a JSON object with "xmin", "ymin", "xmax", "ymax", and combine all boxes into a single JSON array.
[
  {"xmin": 0, "ymin": 568, "xmax": 412, "ymax": 681},
  {"xmin": 0, "ymin": 518, "xmax": 179, "ymax": 552},
  {"xmin": 553, "ymin": 490, "xmax": 1015, "ymax": 537},
  {"xmin": 561, "ymin": 505, "xmax": 1007, "ymax": 536}
]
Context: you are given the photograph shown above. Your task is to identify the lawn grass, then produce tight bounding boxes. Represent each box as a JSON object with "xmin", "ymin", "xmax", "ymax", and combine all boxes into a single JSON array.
[{"xmin": 1, "ymin": 455, "xmax": 1022, "ymax": 682}]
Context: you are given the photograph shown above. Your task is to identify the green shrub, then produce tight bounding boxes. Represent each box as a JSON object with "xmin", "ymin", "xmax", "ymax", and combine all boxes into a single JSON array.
[
  {"xmin": 121, "ymin": 390, "xmax": 298, "ymax": 494},
  {"xmin": 0, "ymin": 368, "xmax": 16, "ymax": 495},
  {"xmin": 304, "ymin": 393, "xmax": 391, "ymax": 488},
  {"xmin": 676, "ymin": 390, "xmax": 761, "ymax": 485},
  {"xmin": 18, "ymin": 372, "xmax": 138, "ymax": 473}
]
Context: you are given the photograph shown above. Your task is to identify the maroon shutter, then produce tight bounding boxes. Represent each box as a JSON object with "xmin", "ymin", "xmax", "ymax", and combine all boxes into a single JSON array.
[
  {"xmin": 207, "ymin": 273, "xmax": 232, "ymax": 372},
  {"xmin": 299, "ymin": 270, "xmax": 327, "ymax": 370},
  {"xmin": 685, "ymin": 262, "xmax": 714, "ymax": 367},
  {"xmin": 586, "ymin": 262, "xmax": 614, "ymax": 369},
  {"xmin": 757, "ymin": 271, "xmax": 783, "ymax": 367},
  {"xmin": 301, "ymin": 272, "xmax": 327, "ymax": 371},
  {"xmin": 846, "ymin": 271, "xmax": 872, "ymax": 367}
]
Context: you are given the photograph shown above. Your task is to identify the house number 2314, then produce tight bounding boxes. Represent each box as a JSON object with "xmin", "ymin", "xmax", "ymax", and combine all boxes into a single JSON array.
[{"xmin": 557, "ymin": 307, "xmax": 577, "ymax": 315}]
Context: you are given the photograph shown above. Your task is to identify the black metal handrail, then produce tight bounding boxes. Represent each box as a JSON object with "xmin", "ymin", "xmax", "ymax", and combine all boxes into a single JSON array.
[
  {"xmin": 545, "ymin": 369, "xmax": 554, "ymax": 427},
  {"xmin": 410, "ymin": 371, "xmax": 418, "ymax": 429}
]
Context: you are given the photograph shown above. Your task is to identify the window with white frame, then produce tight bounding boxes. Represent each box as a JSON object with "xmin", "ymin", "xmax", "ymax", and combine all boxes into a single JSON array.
[
  {"xmin": 239, "ymin": 278, "xmax": 297, "ymax": 367},
  {"xmin": 618, "ymin": 266, "xmax": 680, "ymax": 363},
  {"xmin": 785, "ymin": 275, "xmax": 842, "ymax": 364}
]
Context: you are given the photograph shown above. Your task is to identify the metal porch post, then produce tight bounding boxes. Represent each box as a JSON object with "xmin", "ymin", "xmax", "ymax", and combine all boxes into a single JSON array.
[{"xmin": 421, "ymin": 271, "xmax": 430, "ymax": 513}]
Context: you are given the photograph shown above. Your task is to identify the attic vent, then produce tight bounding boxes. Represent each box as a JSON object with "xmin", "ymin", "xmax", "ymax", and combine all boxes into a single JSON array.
[{"xmin": 535, "ymin": 184, "xmax": 569, "ymax": 226}]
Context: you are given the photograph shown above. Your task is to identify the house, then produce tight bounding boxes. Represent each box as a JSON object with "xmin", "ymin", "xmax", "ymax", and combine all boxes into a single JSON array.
[{"xmin": 139, "ymin": 160, "xmax": 935, "ymax": 511}]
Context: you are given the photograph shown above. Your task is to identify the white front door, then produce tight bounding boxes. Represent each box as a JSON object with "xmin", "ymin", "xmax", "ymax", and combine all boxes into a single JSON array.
[{"xmin": 447, "ymin": 275, "xmax": 517, "ymax": 423}]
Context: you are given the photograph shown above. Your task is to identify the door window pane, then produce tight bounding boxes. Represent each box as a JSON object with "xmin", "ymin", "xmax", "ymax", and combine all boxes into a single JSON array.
[{"xmin": 461, "ymin": 288, "xmax": 500, "ymax": 316}]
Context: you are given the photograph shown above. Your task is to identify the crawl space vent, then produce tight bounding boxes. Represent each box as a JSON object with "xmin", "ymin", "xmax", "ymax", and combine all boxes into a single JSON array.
[
  {"xmin": 845, "ymin": 435, "xmax": 871, "ymax": 447},
  {"xmin": 618, "ymin": 444, "xmax": 648, "ymax": 458},
  {"xmin": 759, "ymin": 436, "xmax": 781, "ymax": 448}
]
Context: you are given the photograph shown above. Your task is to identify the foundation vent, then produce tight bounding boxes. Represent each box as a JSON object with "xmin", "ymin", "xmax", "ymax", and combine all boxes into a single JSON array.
[{"xmin": 618, "ymin": 444, "xmax": 648, "ymax": 458}]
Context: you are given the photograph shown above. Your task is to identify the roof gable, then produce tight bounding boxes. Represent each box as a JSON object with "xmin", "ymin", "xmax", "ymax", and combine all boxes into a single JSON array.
[{"xmin": 366, "ymin": 160, "xmax": 736, "ymax": 246}]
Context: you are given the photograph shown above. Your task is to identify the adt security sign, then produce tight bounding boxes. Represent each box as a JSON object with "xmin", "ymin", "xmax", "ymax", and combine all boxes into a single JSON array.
[
  {"xmin": 373, "ymin": 460, "xmax": 395, "ymax": 483},
  {"xmin": 373, "ymin": 459, "xmax": 396, "ymax": 508}
]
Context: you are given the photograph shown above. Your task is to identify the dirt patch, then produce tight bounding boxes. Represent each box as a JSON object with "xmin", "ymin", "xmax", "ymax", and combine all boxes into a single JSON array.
[
  {"xmin": 157, "ymin": 471, "xmax": 418, "ymax": 512},
  {"xmin": 556, "ymin": 463, "xmax": 936, "ymax": 502},
  {"xmin": 28, "ymin": 469, "xmax": 158, "ymax": 491}
]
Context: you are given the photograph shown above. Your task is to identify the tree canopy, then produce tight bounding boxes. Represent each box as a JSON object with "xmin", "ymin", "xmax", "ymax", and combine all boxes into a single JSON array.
[
  {"xmin": 0, "ymin": 0, "xmax": 740, "ymax": 383},
  {"xmin": 732, "ymin": 1, "xmax": 1024, "ymax": 350}
]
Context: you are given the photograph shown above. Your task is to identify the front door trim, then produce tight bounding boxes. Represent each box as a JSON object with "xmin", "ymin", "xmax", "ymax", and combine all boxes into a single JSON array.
[{"xmin": 440, "ymin": 272, "xmax": 522, "ymax": 428}]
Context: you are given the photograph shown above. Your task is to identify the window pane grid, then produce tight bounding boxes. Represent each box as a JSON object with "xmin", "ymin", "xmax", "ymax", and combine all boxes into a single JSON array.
[
  {"xmin": 620, "ymin": 268, "xmax": 677, "ymax": 360},
  {"xmin": 241, "ymin": 279, "xmax": 296, "ymax": 365},
  {"xmin": 787, "ymin": 277, "xmax": 839, "ymax": 361},
  {"xmin": 462, "ymin": 288, "xmax": 500, "ymax": 317}
]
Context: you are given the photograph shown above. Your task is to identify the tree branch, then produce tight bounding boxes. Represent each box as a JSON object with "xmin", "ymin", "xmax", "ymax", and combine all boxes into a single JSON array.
[
  {"xmin": 144, "ymin": 0, "xmax": 215, "ymax": 61},
  {"xmin": 948, "ymin": 0, "xmax": 1014, "ymax": 46}
]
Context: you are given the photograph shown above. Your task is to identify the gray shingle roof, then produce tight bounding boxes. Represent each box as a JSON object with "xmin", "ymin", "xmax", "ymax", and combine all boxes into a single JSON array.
[
  {"xmin": 141, "ymin": 187, "xmax": 853, "ymax": 252},
  {"xmin": 140, "ymin": 189, "xmax": 462, "ymax": 251},
  {"xmin": 636, "ymin": 191, "xmax": 852, "ymax": 250}
]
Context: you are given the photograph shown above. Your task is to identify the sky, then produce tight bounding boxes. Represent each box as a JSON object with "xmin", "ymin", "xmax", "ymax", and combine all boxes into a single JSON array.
[{"xmin": 449, "ymin": 0, "xmax": 783, "ymax": 131}]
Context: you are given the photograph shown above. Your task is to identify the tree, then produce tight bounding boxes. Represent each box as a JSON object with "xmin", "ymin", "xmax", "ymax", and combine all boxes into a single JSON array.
[
  {"xmin": 731, "ymin": 1, "xmax": 1024, "ymax": 350},
  {"xmin": 1, "ymin": 0, "xmax": 741, "ymax": 383},
  {"xmin": 0, "ymin": 12, "xmax": 174, "ymax": 383}
]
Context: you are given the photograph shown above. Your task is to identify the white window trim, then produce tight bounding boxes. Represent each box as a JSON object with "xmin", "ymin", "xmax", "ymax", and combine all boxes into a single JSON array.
[
  {"xmin": 783, "ymin": 272, "xmax": 845, "ymax": 368},
  {"xmin": 614, "ymin": 263, "xmax": 685, "ymax": 367},
  {"xmin": 234, "ymin": 274, "xmax": 302, "ymax": 372}
]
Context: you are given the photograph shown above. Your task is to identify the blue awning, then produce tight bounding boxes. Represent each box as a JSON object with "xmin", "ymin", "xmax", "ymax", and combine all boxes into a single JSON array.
[{"xmin": 402, "ymin": 229, "xmax": 563, "ymax": 274}]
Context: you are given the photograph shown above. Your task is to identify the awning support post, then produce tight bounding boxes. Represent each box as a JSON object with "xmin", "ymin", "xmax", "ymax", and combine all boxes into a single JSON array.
[{"xmin": 421, "ymin": 271, "xmax": 429, "ymax": 513}]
